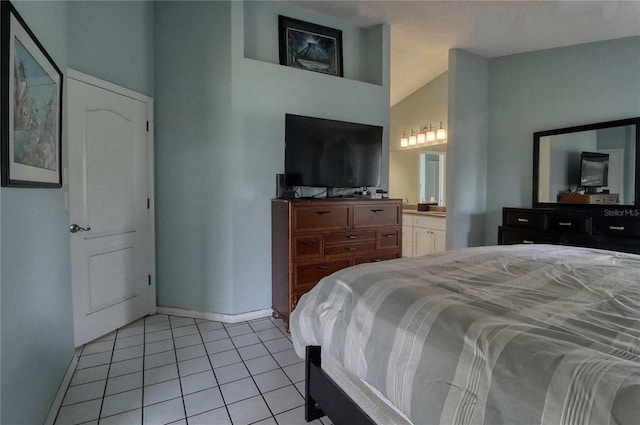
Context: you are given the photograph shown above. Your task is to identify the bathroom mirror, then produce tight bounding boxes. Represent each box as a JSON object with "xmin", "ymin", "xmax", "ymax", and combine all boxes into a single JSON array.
[{"xmin": 533, "ymin": 117, "xmax": 640, "ymax": 208}]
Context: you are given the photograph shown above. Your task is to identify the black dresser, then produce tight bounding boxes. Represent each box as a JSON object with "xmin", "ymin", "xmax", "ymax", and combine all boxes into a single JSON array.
[{"xmin": 498, "ymin": 207, "xmax": 640, "ymax": 255}]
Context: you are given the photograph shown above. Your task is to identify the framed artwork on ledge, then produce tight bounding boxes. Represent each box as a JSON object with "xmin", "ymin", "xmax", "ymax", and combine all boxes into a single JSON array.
[
  {"xmin": 1, "ymin": 1, "xmax": 63, "ymax": 188},
  {"xmin": 279, "ymin": 15, "xmax": 343, "ymax": 77}
]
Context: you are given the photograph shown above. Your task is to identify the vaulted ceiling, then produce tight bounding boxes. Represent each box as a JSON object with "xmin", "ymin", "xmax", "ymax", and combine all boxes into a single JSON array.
[{"xmin": 288, "ymin": 1, "xmax": 640, "ymax": 105}]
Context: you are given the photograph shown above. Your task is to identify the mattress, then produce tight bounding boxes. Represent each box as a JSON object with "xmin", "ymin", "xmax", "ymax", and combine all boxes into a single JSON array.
[{"xmin": 290, "ymin": 244, "xmax": 640, "ymax": 425}]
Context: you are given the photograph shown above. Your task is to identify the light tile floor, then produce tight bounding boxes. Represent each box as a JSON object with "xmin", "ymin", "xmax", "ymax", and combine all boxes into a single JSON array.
[{"xmin": 54, "ymin": 315, "xmax": 333, "ymax": 425}]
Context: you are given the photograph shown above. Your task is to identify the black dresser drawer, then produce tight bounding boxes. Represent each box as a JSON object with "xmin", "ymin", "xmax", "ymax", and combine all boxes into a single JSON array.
[
  {"xmin": 592, "ymin": 218, "xmax": 640, "ymax": 238},
  {"xmin": 504, "ymin": 210, "xmax": 545, "ymax": 229},
  {"xmin": 499, "ymin": 227, "xmax": 559, "ymax": 245},
  {"xmin": 547, "ymin": 214, "xmax": 589, "ymax": 234}
]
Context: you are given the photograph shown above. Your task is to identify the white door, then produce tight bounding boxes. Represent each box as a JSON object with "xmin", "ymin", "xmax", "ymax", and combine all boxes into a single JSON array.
[{"xmin": 68, "ymin": 71, "xmax": 155, "ymax": 347}]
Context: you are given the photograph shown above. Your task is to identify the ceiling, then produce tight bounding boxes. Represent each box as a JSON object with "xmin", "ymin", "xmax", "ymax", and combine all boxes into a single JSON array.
[{"xmin": 287, "ymin": 1, "xmax": 640, "ymax": 105}]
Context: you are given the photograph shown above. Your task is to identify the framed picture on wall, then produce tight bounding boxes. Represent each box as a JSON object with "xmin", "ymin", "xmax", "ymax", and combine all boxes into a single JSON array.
[
  {"xmin": 1, "ymin": 1, "xmax": 63, "ymax": 188},
  {"xmin": 278, "ymin": 15, "xmax": 343, "ymax": 77}
]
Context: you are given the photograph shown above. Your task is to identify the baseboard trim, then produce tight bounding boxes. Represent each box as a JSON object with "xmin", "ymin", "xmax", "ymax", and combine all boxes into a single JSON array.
[
  {"xmin": 44, "ymin": 348, "xmax": 81, "ymax": 425},
  {"xmin": 156, "ymin": 306, "xmax": 272, "ymax": 324}
]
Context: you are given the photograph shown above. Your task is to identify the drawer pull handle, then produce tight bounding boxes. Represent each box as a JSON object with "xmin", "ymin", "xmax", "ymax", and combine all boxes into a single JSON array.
[
  {"xmin": 609, "ymin": 226, "xmax": 625, "ymax": 231},
  {"xmin": 558, "ymin": 222, "xmax": 572, "ymax": 227},
  {"xmin": 370, "ymin": 209, "xmax": 384, "ymax": 213},
  {"xmin": 346, "ymin": 235, "xmax": 357, "ymax": 239},
  {"xmin": 316, "ymin": 211, "xmax": 331, "ymax": 215},
  {"xmin": 300, "ymin": 240, "xmax": 315, "ymax": 245},
  {"xmin": 523, "ymin": 240, "xmax": 534, "ymax": 244},
  {"xmin": 316, "ymin": 264, "xmax": 329, "ymax": 270},
  {"xmin": 383, "ymin": 234, "xmax": 395, "ymax": 238},
  {"xmin": 345, "ymin": 247, "xmax": 357, "ymax": 251},
  {"xmin": 517, "ymin": 218, "xmax": 529, "ymax": 223}
]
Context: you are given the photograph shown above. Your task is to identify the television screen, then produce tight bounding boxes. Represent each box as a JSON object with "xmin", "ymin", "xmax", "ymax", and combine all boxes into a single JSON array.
[
  {"xmin": 580, "ymin": 152, "xmax": 609, "ymax": 187},
  {"xmin": 284, "ymin": 114, "xmax": 382, "ymax": 188}
]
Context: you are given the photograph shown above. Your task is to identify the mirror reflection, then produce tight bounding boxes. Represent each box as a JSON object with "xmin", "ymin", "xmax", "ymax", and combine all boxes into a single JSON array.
[
  {"xmin": 420, "ymin": 153, "xmax": 445, "ymax": 204},
  {"xmin": 389, "ymin": 149, "xmax": 446, "ymax": 206},
  {"xmin": 537, "ymin": 124, "xmax": 636, "ymax": 205}
]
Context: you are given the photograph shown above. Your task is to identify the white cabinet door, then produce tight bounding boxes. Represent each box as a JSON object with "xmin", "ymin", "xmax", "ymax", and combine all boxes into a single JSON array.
[
  {"xmin": 433, "ymin": 230, "xmax": 446, "ymax": 253},
  {"xmin": 413, "ymin": 228, "xmax": 434, "ymax": 257},
  {"xmin": 402, "ymin": 225, "xmax": 414, "ymax": 257}
]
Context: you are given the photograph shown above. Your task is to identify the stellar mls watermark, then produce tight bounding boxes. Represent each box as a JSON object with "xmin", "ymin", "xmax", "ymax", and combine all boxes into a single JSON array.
[{"xmin": 604, "ymin": 209, "xmax": 640, "ymax": 217}]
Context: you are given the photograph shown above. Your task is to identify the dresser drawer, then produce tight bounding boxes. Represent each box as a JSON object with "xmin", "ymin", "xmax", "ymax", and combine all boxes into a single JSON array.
[
  {"xmin": 379, "ymin": 228, "xmax": 400, "ymax": 248},
  {"xmin": 294, "ymin": 205, "xmax": 350, "ymax": 231},
  {"xmin": 546, "ymin": 215, "xmax": 589, "ymax": 233},
  {"xmin": 353, "ymin": 203, "xmax": 400, "ymax": 228},
  {"xmin": 353, "ymin": 250, "xmax": 400, "ymax": 265},
  {"xmin": 293, "ymin": 235, "xmax": 322, "ymax": 258},
  {"xmin": 294, "ymin": 260, "xmax": 351, "ymax": 286},
  {"xmin": 324, "ymin": 230, "xmax": 376, "ymax": 245},
  {"xmin": 324, "ymin": 242, "xmax": 377, "ymax": 257},
  {"xmin": 592, "ymin": 218, "xmax": 640, "ymax": 238},
  {"xmin": 504, "ymin": 210, "xmax": 545, "ymax": 229},
  {"xmin": 499, "ymin": 228, "xmax": 559, "ymax": 245}
]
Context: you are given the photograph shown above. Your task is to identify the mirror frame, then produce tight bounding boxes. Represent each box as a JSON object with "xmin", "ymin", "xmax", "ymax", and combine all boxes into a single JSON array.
[{"xmin": 533, "ymin": 117, "xmax": 640, "ymax": 209}]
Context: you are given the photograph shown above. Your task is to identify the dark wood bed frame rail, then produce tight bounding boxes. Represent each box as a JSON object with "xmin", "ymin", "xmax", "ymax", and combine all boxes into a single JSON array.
[{"xmin": 305, "ymin": 346, "xmax": 376, "ymax": 425}]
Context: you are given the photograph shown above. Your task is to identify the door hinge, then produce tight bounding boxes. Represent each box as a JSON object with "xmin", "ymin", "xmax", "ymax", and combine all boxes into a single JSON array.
[
  {"xmin": 147, "ymin": 198, "xmax": 150, "ymax": 209},
  {"xmin": 148, "ymin": 275, "xmax": 152, "ymax": 286},
  {"xmin": 146, "ymin": 121, "xmax": 149, "ymax": 132}
]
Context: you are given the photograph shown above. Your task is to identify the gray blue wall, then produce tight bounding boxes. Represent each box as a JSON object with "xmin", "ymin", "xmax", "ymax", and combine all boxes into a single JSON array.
[
  {"xmin": 447, "ymin": 49, "xmax": 489, "ymax": 249},
  {"xmin": 1, "ymin": 2, "xmax": 154, "ymax": 423},
  {"xmin": 485, "ymin": 36, "xmax": 640, "ymax": 244},
  {"xmin": 154, "ymin": 1, "xmax": 390, "ymax": 315},
  {"xmin": 68, "ymin": 1, "xmax": 154, "ymax": 96},
  {"xmin": 1, "ymin": 3, "xmax": 71, "ymax": 424}
]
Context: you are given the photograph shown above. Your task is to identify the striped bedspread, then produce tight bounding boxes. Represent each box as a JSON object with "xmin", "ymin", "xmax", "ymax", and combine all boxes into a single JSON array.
[{"xmin": 290, "ymin": 245, "xmax": 640, "ymax": 425}]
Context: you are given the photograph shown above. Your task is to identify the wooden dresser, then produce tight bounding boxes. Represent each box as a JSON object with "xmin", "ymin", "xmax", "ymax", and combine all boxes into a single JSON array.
[
  {"xmin": 498, "ymin": 207, "xmax": 640, "ymax": 254},
  {"xmin": 272, "ymin": 198, "xmax": 402, "ymax": 326}
]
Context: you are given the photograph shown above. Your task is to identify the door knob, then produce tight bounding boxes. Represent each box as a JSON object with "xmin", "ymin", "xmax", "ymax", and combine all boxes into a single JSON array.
[{"xmin": 69, "ymin": 224, "xmax": 91, "ymax": 233}]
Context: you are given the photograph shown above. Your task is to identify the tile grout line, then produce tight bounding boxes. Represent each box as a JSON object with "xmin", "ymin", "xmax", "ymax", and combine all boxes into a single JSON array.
[
  {"xmin": 96, "ymin": 331, "xmax": 117, "ymax": 424},
  {"xmin": 141, "ymin": 317, "xmax": 147, "ymax": 425},
  {"xmin": 168, "ymin": 316, "xmax": 190, "ymax": 423},
  {"xmin": 195, "ymin": 319, "xmax": 234, "ymax": 423}
]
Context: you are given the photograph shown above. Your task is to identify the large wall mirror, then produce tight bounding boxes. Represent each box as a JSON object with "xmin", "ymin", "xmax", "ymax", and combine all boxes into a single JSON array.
[{"xmin": 533, "ymin": 117, "xmax": 640, "ymax": 208}]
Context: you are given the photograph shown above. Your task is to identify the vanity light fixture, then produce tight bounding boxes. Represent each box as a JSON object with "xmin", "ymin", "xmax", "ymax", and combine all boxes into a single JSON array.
[
  {"xmin": 436, "ymin": 121, "xmax": 447, "ymax": 140},
  {"xmin": 400, "ymin": 132, "xmax": 409, "ymax": 148},
  {"xmin": 417, "ymin": 128, "xmax": 426, "ymax": 144},
  {"xmin": 401, "ymin": 122, "xmax": 447, "ymax": 149},
  {"xmin": 426, "ymin": 124, "xmax": 436, "ymax": 142},
  {"xmin": 409, "ymin": 129, "xmax": 417, "ymax": 146}
]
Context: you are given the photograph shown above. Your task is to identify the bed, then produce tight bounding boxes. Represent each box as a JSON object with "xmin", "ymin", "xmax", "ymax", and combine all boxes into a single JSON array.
[{"xmin": 289, "ymin": 244, "xmax": 640, "ymax": 425}]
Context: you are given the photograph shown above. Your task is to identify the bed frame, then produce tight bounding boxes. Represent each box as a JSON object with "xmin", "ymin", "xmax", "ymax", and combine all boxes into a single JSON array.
[{"xmin": 305, "ymin": 346, "xmax": 376, "ymax": 425}]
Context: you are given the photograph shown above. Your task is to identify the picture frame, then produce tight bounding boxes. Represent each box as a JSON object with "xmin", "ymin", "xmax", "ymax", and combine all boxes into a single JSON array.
[
  {"xmin": 1, "ymin": 1, "xmax": 63, "ymax": 188},
  {"xmin": 279, "ymin": 15, "xmax": 343, "ymax": 77}
]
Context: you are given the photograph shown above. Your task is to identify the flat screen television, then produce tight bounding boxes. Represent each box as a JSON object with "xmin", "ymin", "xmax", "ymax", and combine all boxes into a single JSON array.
[
  {"xmin": 284, "ymin": 114, "xmax": 382, "ymax": 190},
  {"xmin": 580, "ymin": 152, "xmax": 609, "ymax": 189}
]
